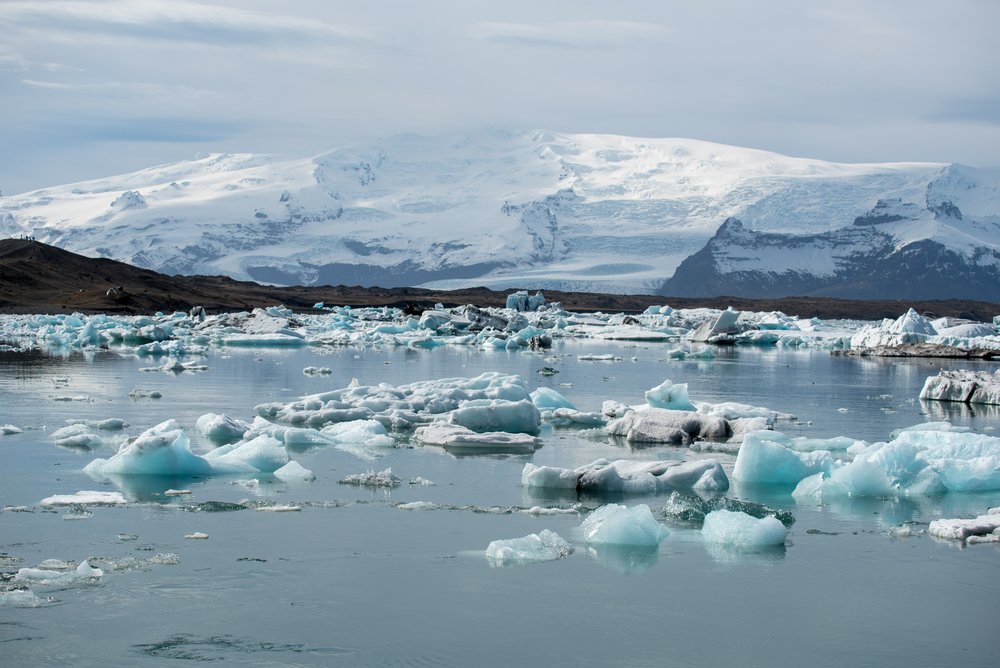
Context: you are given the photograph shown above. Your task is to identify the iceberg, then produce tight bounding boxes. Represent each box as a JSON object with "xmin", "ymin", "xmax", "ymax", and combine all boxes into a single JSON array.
[
  {"xmin": 14, "ymin": 559, "xmax": 104, "ymax": 584},
  {"xmin": 485, "ymin": 529, "xmax": 573, "ymax": 565},
  {"xmin": 581, "ymin": 504, "xmax": 668, "ymax": 547},
  {"xmin": 523, "ymin": 458, "xmax": 729, "ymax": 495},
  {"xmin": 919, "ymin": 369, "xmax": 1000, "ymax": 405},
  {"xmin": 414, "ymin": 423, "xmax": 540, "ymax": 453},
  {"xmin": 273, "ymin": 460, "xmax": 316, "ymax": 482},
  {"xmin": 607, "ymin": 408, "xmax": 730, "ymax": 445},
  {"xmin": 732, "ymin": 432, "xmax": 834, "ymax": 484},
  {"xmin": 40, "ymin": 490, "xmax": 127, "ymax": 507},
  {"xmin": 339, "ymin": 467, "xmax": 400, "ymax": 487},
  {"xmin": 928, "ymin": 514, "xmax": 1000, "ymax": 542},
  {"xmin": 644, "ymin": 380, "xmax": 697, "ymax": 411},
  {"xmin": 701, "ymin": 510, "xmax": 788, "ymax": 548},
  {"xmin": 449, "ymin": 399, "xmax": 541, "ymax": 435},
  {"xmin": 195, "ymin": 413, "xmax": 251, "ymax": 444}
]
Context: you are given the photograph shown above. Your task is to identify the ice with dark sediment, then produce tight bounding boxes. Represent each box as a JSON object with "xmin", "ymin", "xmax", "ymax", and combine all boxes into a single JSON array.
[
  {"xmin": 413, "ymin": 423, "xmax": 540, "ymax": 453},
  {"xmin": 919, "ymin": 369, "xmax": 1000, "ymax": 406},
  {"xmin": 523, "ymin": 458, "xmax": 729, "ymax": 495},
  {"xmin": 928, "ymin": 507, "xmax": 1000, "ymax": 543}
]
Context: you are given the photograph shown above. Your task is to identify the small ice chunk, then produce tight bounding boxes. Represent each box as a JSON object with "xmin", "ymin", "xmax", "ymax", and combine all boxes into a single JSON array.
[
  {"xmin": 409, "ymin": 477, "xmax": 435, "ymax": 486},
  {"xmin": 40, "ymin": 491, "xmax": 126, "ymax": 507},
  {"xmin": 702, "ymin": 510, "xmax": 788, "ymax": 548},
  {"xmin": 339, "ymin": 467, "xmax": 401, "ymax": 487},
  {"xmin": 398, "ymin": 501, "xmax": 441, "ymax": 511},
  {"xmin": 581, "ymin": 504, "xmax": 668, "ymax": 547},
  {"xmin": 14, "ymin": 559, "xmax": 104, "ymax": 583},
  {"xmin": 486, "ymin": 529, "xmax": 574, "ymax": 564},
  {"xmin": 303, "ymin": 366, "xmax": 333, "ymax": 376},
  {"xmin": 255, "ymin": 505, "xmax": 302, "ymax": 512},
  {"xmin": 0, "ymin": 590, "xmax": 45, "ymax": 607},
  {"xmin": 185, "ymin": 532, "xmax": 209, "ymax": 539},
  {"xmin": 273, "ymin": 460, "xmax": 316, "ymax": 482},
  {"xmin": 2, "ymin": 424, "xmax": 24, "ymax": 435}
]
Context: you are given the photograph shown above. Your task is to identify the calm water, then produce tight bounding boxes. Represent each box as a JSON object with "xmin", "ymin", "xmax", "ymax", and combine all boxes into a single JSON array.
[{"xmin": 1, "ymin": 340, "xmax": 998, "ymax": 667}]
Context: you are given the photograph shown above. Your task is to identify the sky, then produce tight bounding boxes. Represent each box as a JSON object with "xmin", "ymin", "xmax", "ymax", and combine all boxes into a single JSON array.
[{"xmin": 1, "ymin": 0, "xmax": 998, "ymax": 195}]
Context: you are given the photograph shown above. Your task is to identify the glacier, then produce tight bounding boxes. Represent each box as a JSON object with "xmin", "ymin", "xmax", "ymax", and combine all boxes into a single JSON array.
[{"xmin": 3, "ymin": 129, "xmax": 999, "ymax": 297}]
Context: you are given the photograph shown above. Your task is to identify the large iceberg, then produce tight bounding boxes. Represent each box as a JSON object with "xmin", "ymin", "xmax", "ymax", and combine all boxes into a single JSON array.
[{"xmin": 737, "ymin": 422, "xmax": 1000, "ymax": 496}]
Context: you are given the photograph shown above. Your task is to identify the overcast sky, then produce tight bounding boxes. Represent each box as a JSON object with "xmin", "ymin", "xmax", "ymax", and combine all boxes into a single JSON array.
[{"xmin": 2, "ymin": 0, "xmax": 998, "ymax": 194}]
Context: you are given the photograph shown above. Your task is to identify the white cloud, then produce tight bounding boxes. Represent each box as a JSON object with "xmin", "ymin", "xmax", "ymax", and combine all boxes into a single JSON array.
[{"xmin": 469, "ymin": 20, "xmax": 668, "ymax": 48}]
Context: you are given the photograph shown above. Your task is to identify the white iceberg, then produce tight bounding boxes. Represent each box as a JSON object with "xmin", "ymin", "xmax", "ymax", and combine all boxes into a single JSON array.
[
  {"xmin": 195, "ymin": 413, "xmax": 250, "ymax": 444},
  {"xmin": 523, "ymin": 458, "xmax": 729, "ymax": 494}
]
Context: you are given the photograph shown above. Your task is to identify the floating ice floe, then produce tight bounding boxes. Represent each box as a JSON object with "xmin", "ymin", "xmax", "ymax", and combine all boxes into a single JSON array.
[
  {"xmin": 928, "ymin": 509, "xmax": 1000, "ymax": 543},
  {"xmin": 339, "ymin": 467, "xmax": 400, "ymax": 487},
  {"xmin": 40, "ymin": 490, "xmax": 127, "ymax": 507},
  {"xmin": 735, "ymin": 422, "xmax": 1000, "ymax": 497},
  {"xmin": 581, "ymin": 504, "xmax": 668, "ymax": 547},
  {"xmin": 255, "ymin": 372, "xmax": 538, "ymax": 435},
  {"xmin": 486, "ymin": 529, "xmax": 574, "ymax": 565},
  {"xmin": 14, "ymin": 559, "xmax": 104, "ymax": 584},
  {"xmin": 1, "ymin": 424, "xmax": 23, "ymax": 435},
  {"xmin": 523, "ymin": 458, "xmax": 729, "ymax": 495},
  {"xmin": 919, "ymin": 369, "xmax": 1000, "ymax": 406},
  {"xmin": 303, "ymin": 366, "xmax": 333, "ymax": 376},
  {"xmin": 701, "ymin": 510, "xmax": 788, "ymax": 548}
]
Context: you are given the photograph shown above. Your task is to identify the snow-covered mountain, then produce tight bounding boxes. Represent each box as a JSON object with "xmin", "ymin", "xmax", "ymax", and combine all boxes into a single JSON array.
[
  {"xmin": 662, "ymin": 168, "xmax": 1000, "ymax": 301},
  {"xmin": 2, "ymin": 130, "xmax": 998, "ymax": 298}
]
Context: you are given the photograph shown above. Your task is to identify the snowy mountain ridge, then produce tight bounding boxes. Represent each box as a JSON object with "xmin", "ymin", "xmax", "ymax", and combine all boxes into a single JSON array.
[{"xmin": 2, "ymin": 129, "xmax": 999, "ymax": 297}]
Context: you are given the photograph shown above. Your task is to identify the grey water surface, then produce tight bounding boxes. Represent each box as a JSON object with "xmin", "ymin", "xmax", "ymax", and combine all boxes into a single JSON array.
[{"xmin": 1, "ymin": 341, "xmax": 997, "ymax": 667}]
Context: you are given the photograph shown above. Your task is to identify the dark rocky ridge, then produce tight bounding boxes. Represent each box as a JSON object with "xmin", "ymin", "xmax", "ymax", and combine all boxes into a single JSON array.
[{"xmin": 2, "ymin": 239, "xmax": 998, "ymax": 321}]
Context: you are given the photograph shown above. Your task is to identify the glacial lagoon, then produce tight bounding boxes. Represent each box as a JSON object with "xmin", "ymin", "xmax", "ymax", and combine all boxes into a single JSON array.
[{"xmin": 1, "ymin": 306, "xmax": 999, "ymax": 667}]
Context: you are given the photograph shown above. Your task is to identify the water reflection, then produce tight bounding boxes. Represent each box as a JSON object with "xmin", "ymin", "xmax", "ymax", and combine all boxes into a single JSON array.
[
  {"xmin": 919, "ymin": 398, "xmax": 1000, "ymax": 422},
  {"xmin": 703, "ymin": 542, "xmax": 786, "ymax": 565},
  {"xmin": 95, "ymin": 473, "xmax": 209, "ymax": 503},
  {"xmin": 586, "ymin": 544, "xmax": 659, "ymax": 575}
]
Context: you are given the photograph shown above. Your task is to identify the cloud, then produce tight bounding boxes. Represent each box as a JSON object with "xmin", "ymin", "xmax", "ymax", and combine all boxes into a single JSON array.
[
  {"xmin": 21, "ymin": 78, "xmax": 218, "ymax": 102},
  {"xmin": 0, "ymin": 0, "xmax": 375, "ymax": 48},
  {"xmin": 33, "ymin": 115, "xmax": 249, "ymax": 145},
  {"xmin": 469, "ymin": 20, "xmax": 668, "ymax": 49}
]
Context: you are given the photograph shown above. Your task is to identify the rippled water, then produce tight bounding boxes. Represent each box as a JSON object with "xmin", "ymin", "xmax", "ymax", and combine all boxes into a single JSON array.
[{"xmin": 1, "ymin": 341, "xmax": 998, "ymax": 667}]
